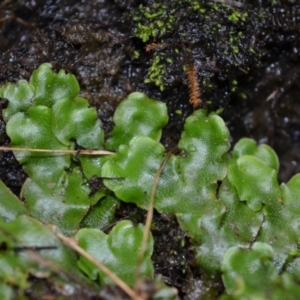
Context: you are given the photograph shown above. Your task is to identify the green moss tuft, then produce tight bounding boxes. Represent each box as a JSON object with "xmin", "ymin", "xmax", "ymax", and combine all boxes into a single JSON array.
[{"xmin": 129, "ymin": 0, "xmax": 279, "ymax": 92}]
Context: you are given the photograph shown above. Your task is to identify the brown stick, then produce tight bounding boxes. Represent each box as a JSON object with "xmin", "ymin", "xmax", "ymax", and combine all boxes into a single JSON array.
[
  {"xmin": 54, "ymin": 229, "xmax": 144, "ymax": 300},
  {"xmin": 0, "ymin": 146, "xmax": 114, "ymax": 156},
  {"xmin": 0, "ymin": 15, "xmax": 34, "ymax": 28},
  {"xmin": 211, "ymin": 0, "xmax": 246, "ymax": 8},
  {"xmin": 135, "ymin": 153, "xmax": 171, "ymax": 283}
]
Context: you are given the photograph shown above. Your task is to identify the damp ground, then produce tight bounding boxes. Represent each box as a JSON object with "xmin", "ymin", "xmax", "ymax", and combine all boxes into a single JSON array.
[{"xmin": 0, "ymin": 1, "xmax": 299, "ymax": 299}]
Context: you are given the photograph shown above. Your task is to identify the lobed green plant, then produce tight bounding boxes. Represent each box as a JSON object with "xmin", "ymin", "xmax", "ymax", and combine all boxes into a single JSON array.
[
  {"xmin": 221, "ymin": 242, "xmax": 300, "ymax": 300},
  {"xmin": 0, "ymin": 64, "xmax": 179, "ymax": 299},
  {"xmin": 0, "ymin": 215, "xmax": 98, "ymax": 299},
  {"xmin": 0, "ymin": 64, "xmax": 300, "ymax": 299},
  {"xmin": 0, "ymin": 63, "xmax": 107, "ymax": 235}
]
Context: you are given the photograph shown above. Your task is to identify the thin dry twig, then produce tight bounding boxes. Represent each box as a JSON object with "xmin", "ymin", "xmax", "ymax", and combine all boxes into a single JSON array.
[
  {"xmin": 53, "ymin": 228, "xmax": 144, "ymax": 300},
  {"xmin": 134, "ymin": 153, "xmax": 171, "ymax": 284},
  {"xmin": 27, "ymin": 250, "xmax": 85, "ymax": 284},
  {"xmin": 0, "ymin": 15, "xmax": 34, "ymax": 28},
  {"xmin": 212, "ymin": 0, "xmax": 246, "ymax": 8},
  {"xmin": 266, "ymin": 89, "xmax": 278, "ymax": 102},
  {"xmin": 0, "ymin": 146, "xmax": 114, "ymax": 156}
]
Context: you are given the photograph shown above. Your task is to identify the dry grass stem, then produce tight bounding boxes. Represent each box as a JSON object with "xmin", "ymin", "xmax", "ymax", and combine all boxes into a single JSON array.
[
  {"xmin": 212, "ymin": 0, "xmax": 246, "ymax": 8},
  {"xmin": 135, "ymin": 153, "xmax": 171, "ymax": 284},
  {"xmin": 27, "ymin": 250, "xmax": 90, "ymax": 286},
  {"xmin": 54, "ymin": 229, "xmax": 144, "ymax": 300},
  {"xmin": 0, "ymin": 15, "xmax": 34, "ymax": 27},
  {"xmin": 0, "ymin": 146, "xmax": 114, "ymax": 156}
]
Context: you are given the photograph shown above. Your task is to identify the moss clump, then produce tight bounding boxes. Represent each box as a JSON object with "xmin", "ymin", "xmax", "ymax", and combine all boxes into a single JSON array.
[
  {"xmin": 129, "ymin": 0, "xmax": 294, "ymax": 93},
  {"xmin": 133, "ymin": 3, "xmax": 176, "ymax": 43}
]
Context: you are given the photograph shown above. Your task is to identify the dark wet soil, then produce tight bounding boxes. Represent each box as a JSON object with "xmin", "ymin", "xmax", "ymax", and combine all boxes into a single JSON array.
[{"xmin": 0, "ymin": 0, "xmax": 300, "ymax": 299}]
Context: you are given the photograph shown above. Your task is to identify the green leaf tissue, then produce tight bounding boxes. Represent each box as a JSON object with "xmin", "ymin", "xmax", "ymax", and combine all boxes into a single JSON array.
[{"xmin": 1, "ymin": 63, "xmax": 300, "ymax": 299}]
